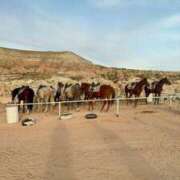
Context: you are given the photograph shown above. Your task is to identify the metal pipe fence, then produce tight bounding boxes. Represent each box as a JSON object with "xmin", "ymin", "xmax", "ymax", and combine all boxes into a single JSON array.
[{"xmin": 6, "ymin": 94, "xmax": 180, "ymax": 120}]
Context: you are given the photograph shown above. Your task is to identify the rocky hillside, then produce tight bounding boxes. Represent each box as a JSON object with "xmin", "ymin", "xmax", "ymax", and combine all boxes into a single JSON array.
[{"xmin": 0, "ymin": 47, "xmax": 180, "ymax": 97}]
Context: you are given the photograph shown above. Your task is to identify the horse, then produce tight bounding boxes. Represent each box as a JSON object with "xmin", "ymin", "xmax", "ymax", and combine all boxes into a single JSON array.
[
  {"xmin": 83, "ymin": 83, "xmax": 115, "ymax": 112},
  {"xmin": 11, "ymin": 86, "xmax": 34, "ymax": 113},
  {"xmin": 125, "ymin": 78, "xmax": 149, "ymax": 106},
  {"xmin": 61, "ymin": 83, "xmax": 81, "ymax": 110},
  {"xmin": 80, "ymin": 82, "xmax": 91, "ymax": 100},
  {"xmin": 125, "ymin": 82, "xmax": 138, "ymax": 98},
  {"xmin": 54, "ymin": 82, "xmax": 64, "ymax": 102},
  {"xmin": 144, "ymin": 77, "xmax": 171, "ymax": 104},
  {"xmin": 36, "ymin": 85, "xmax": 56, "ymax": 112},
  {"xmin": 80, "ymin": 82, "xmax": 101, "ymax": 100},
  {"xmin": 11, "ymin": 86, "xmax": 25, "ymax": 103}
]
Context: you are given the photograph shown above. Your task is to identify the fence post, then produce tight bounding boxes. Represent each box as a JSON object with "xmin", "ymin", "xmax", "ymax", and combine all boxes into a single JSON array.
[
  {"xmin": 116, "ymin": 98, "xmax": 120, "ymax": 117},
  {"xmin": 169, "ymin": 96, "xmax": 172, "ymax": 109},
  {"xmin": 58, "ymin": 102, "xmax": 61, "ymax": 120}
]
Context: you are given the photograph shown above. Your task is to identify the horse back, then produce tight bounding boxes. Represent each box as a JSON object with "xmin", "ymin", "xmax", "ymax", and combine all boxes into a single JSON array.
[{"xmin": 100, "ymin": 85, "xmax": 115, "ymax": 98}]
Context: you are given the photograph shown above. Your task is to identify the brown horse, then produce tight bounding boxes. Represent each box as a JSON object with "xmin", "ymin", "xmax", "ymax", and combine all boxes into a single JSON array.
[
  {"xmin": 125, "ymin": 78, "xmax": 149, "ymax": 106},
  {"xmin": 81, "ymin": 83, "xmax": 115, "ymax": 112},
  {"xmin": 80, "ymin": 82, "xmax": 91, "ymax": 100},
  {"xmin": 144, "ymin": 77, "xmax": 171, "ymax": 104}
]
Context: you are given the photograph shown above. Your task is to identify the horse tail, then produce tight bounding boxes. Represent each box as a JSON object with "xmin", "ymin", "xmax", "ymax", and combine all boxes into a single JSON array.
[
  {"xmin": 124, "ymin": 85, "xmax": 129, "ymax": 98},
  {"xmin": 111, "ymin": 88, "xmax": 116, "ymax": 105},
  {"xmin": 144, "ymin": 86, "xmax": 149, "ymax": 97}
]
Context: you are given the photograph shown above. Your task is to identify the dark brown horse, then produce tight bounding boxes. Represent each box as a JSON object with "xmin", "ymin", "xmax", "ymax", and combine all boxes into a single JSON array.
[
  {"xmin": 80, "ymin": 82, "xmax": 91, "ymax": 100},
  {"xmin": 54, "ymin": 82, "xmax": 64, "ymax": 102},
  {"xmin": 81, "ymin": 83, "xmax": 115, "ymax": 111},
  {"xmin": 125, "ymin": 78, "xmax": 149, "ymax": 106},
  {"xmin": 11, "ymin": 86, "xmax": 35, "ymax": 113},
  {"xmin": 144, "ymin": 77, "xmax": 171, "ymax": 104}
]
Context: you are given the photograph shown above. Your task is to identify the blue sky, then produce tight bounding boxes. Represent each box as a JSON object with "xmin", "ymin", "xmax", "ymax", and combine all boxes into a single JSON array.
[{"xmin": 0, "ymin": 0, "xmax": 180, "ymax": 71}]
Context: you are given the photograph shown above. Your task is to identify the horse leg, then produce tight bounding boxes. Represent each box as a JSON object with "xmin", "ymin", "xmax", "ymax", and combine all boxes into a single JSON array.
[
  {"xmin": 145, "ymin": 93, "xmax": 148, "ymax": 104},
  {"xmin": 25, "ymin": 100, "xmax": 30, "ymax": 114},
  {"xmin": 68, "ymin": 102, "xmax": 70, "ymax": 111},
  {"xmin": 38, "ymin": 99, "xmax": 43, "ymax": 112},
  {"xmin": 129, "ymin": 93, "xmax": 133, "ymax": 105},
  {"xmin": 38, "ymin": 99, "xmax": 42, "ymax": 112},
  {"xmin": 154, "ymin": 94, "xmax": 157, "ymax": 105},
  {"xmin": 92, "ymin": 101, "xmax": 94, "ymax": 111},
  {"xmin": 88, "ymin": 101, "xmax": 92, "ymax": 111},
  {"xmin": 101, "ymin": 100, "xmax": 106, "ymax": 112},
  {"xmin": 134, "ymin": 96, "xmax": 137, "ymax": 107},
  {"xmin": 50, "ymin": 96, "xmax": 55, "ymax": 112},
  {"xmin": 22, "ymin": 101, "xmax": 26, "ymax": 113},
  {"xmin": 17, "ymin": 100, "xmax": 21, "ymax": 112},
  {"xmin": 76, "ymin": 102, "xmax": 80, "ymax": 111},
  {"xmin": 42, "ymin": 100, "xmax": 45, "ymax": 112},
  {"xmin": 26, "ymin": 99, "xmax": 31, "ymax": 114},
  {"xmin": 145, "ymin": 89, "xmax": 149, "ymax": 104},
  {"xmin": 134, "ymin": 94, "xmax": 139, "ymax": 107},
  {"xmin": 106, "ymin": 100, "xmax": 110, "ymax": 112},
  {"xmin": 126, "ymin": 92, "xmax": 129, "ymax": 105},
  {"xmin": 44, "ymin": 98, "xmax": 48, "ymax": 112},
  {"xmin": 27, "ymin": 105, "xmax": 30, "ymax": 114},
  {"xmin": 157, "ymin": 93, "xmax": 161, "ymax": 104}
]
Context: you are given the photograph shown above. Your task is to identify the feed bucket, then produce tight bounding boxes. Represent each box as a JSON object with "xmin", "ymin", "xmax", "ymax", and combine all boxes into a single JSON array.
[
  {"xmin": 6, "ymin": 105, "xmax": 19, "ymax": 124},
  {"xmin": 147, "ymin": 94, "xmax": 153, "ymax": 103}
]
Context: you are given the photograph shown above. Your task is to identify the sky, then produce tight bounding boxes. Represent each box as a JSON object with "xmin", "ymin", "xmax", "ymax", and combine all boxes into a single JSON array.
[{"xmin": 0, "ymin": 0, "xmax": 180, "ymax": 71}]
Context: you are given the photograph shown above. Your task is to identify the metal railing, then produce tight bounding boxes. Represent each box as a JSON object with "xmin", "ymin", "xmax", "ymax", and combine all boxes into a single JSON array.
[{"xmin": 6, "ymin": 94, "xmax": 180, "ymax": 119}]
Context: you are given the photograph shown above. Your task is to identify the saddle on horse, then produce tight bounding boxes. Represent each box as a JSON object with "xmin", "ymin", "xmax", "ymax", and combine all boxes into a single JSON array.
[
  {"xmin": 127, "ymin": 82, "xmax": 138, "ymax": 90},
  {"xmin": 90, "ymin": 82, "xmax": 101, "ymax": 92}
]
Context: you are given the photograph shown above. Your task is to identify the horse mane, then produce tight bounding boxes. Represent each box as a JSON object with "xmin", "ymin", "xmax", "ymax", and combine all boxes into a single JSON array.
[
  {"xmin": 134, "ymin": 78, "xmax": 147, "ymax": 89},
  {"xmin": 65, "ymin": 83, "xmax": 72, "ymax": 88},
  {"xmin": 159, "ymin": 78, "xmax": 165, "ymax": 83},
  {"xmin": 37, "ymin": 85, "xmax": 47, "ymax": 90}
]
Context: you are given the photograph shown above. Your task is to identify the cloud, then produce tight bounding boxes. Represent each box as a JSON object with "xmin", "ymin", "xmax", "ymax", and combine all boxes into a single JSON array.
[
  {"xmin": 88, "ymin": 0, "xmax": 180, "ymax": 9},
  {"xmin": 88, "ymin": 0, "xmax": 123, "ymax": 8},
  {"xmin": 161, "ymin": 14, "xmax": 180, "ymax": 28},
  {"xmin": 87, "ymin": 0, "xmax": 131, "ymax": 9}
]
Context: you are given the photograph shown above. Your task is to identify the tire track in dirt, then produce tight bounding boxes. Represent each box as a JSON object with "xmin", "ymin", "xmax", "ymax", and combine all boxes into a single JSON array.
[
  {"xmin": 45, "ymin": 122, "xmax": 77, "ymax": 180},
  {"xmin": 90, "ymin": 121, "xmax": 164, "ymax": 180},
  {"xmin": 128, "ymin": 110, "xmax": 180, "ymax": 179},
  {"xmin": 62, "ymin": 120, "xmax": 135, "ymax": 180}
]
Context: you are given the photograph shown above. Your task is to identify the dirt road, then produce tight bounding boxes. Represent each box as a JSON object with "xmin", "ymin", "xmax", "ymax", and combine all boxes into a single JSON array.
[{"xmin": 0, "ymin": 105, "xmax": 180, "ymax": 180}]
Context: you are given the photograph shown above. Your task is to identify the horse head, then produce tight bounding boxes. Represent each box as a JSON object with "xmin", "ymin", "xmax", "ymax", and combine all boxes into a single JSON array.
[
  {"xmin": 80, "ymin": 83, "xmax": 90, "ymax": 91},
  {"xmin": 57, "ymin": 82, "xmax": 64, "ymax": 88},
  {"xmin": 142, "ymin": 78, "xmax": 149, "ymax": 87},
  {"xmin": 163, "ymin": 77, "xmax": 171, "ymax": 85}
]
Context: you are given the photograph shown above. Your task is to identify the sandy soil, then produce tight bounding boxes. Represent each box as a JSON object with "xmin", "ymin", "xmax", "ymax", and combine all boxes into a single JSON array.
[{"xmin": 0, "ymin": 104, "xmax": 180, "ymax": 180}]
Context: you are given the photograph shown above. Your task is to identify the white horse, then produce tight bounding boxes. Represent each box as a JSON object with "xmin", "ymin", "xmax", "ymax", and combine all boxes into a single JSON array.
[{"xmin": 36, "ymin": 85, "xmax": 56, "ymax": 112}]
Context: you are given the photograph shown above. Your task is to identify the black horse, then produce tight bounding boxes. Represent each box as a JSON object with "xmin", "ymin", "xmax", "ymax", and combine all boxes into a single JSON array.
[
  {"xmin": 11, "ymin": 86, "xmax": 25, "ymax": 102},
  {"xmin": 125, "ymin": 78, "xmax": 149, "ymax": 106},
  {"xmin": 144, "ymin": 77, "xmax": 171, "ymax": 104},
  {"xmin": 11, "ymin": 86, "xmax": 35, "ymax": 113}
]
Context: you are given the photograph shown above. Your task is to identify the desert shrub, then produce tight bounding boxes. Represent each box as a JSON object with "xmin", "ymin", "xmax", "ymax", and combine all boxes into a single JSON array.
[
  {"xmin": 100, "ymin": 71, "xmax": 119, "ymax": 81},
  {"xmin": 69, "ymin": 75, "xmax": 83, "ymax": 81}
]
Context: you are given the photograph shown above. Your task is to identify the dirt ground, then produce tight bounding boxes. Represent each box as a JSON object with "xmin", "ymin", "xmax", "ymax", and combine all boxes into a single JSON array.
[{"xmin": 0, "ymin": 104, "xmax": 180, "ymax": 180}]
